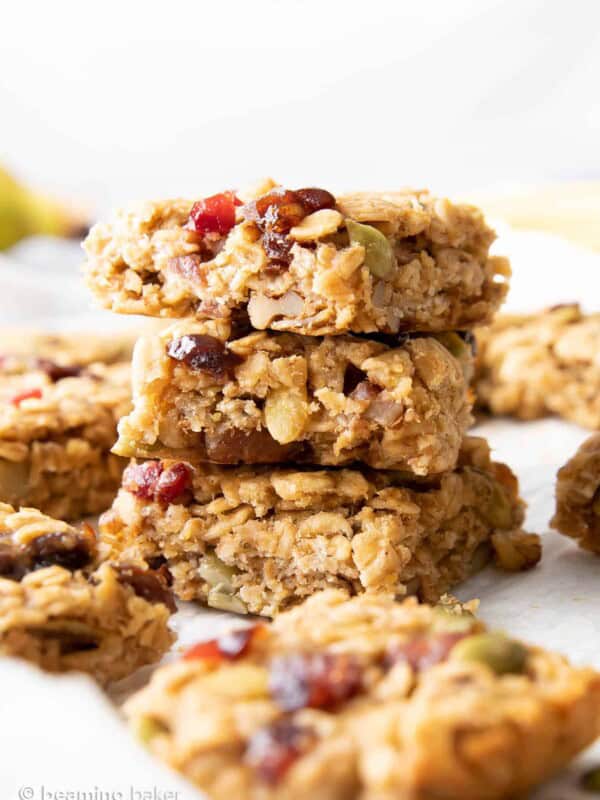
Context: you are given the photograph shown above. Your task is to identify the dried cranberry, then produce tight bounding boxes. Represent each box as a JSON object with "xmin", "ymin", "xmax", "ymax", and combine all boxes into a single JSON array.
[
  {"xmin": 269, "ymin": 652, "xmax": 363, "ymax": 712},
  {"xmin": 184, "ymin": 624, "xmax": 265, "ymax": 662},
  {"xmin": 189, "ymin": 191, "xmax": 241, "ymax": 236},
  {"xmin": 115, "ymin": 564, "xmax": 177, "ymax": 612},
  {"xmin": 123, "ymin": 461, "xmax": 163, "ymax": 500},
  {"xmin": 295, "ymin": 188, "xmax": 336, "ymax": 212},
  {"xmin": 166, "ymin": 334, "xmax": 241, "ymax": 381},
  {"xmin": 35, "ymin": 359, "xmax": 83, "ymax": 382},
  {"xmin": 10, "ymin": 388, "xmax": 42, "ymax": 406},
  {"xmin": 245, "ymin": 720, "xmax": 317, "ymax": 785},
  {"xmin": 29, "ymin": 532, "xmax": 94, "ymax": 572},
  {"xmin": 155, "ymin": 462, "xmax": 192, "ymax": 504},
  {"xmin": 385, "ymin": 632, "xmax": 468, "ymax": 672}
]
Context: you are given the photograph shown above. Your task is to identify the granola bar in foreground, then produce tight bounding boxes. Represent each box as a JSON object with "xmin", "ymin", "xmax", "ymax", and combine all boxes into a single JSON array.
[
  {"xmin": 83, "ymin": 181, "xmax": 509, "ymax": 335},
  {"xmin": 0, "ymin": 503, "xmax": 175, "ymax": 684},
  {"xmin": 124, "ymin": 589, "xmax": 600, "ymax": 800},
  {"xmin": 0, "ymin": 359, "xmax": 130, "ymax": 519},
  {"xmin": 474, "ymin": 304, "xmax": 600, "ymax": 427},
  {"xmin": 115, "ymin": 319, "xmax": 474, "ymax": 474},
  {"xmin": 100, "ymin": 437, "xmax": 540, "ymax": 617},
  {"xmin": 551, "ymin": 433, "xmax": 600, "ymax": 554}
]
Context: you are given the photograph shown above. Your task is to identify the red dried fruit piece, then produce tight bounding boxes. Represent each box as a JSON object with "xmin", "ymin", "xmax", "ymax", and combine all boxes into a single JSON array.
[
  {"xmin": 166, "ymin": 334, "xmax": 241, "ymax": 381},
  {"xmin": 189, "ymin": 191, "xmax": 241, "ymax": 236},
  {"xmin": 10, "ymin": 387, "xmax": 42, "ymax": 406},
  {"xmin": 386, "ymin": 632, "xmax": 468, "ymax": 672},
  {"xmin": 269, "ymin": 652, "xmax": 363, "ymax": 712},
  {"xmin": 123, "ymin": 461, "xmax": 163, "ymax": 500},
  {"xmin": 184, "ymin": 624, "xmax": 265, "ymax": 662},
  {"xmin": 245, "ymin": 719, "xmax": 317, "ymax": 785},
  {"xmin": 155, "ymin": 462, "xmax": 192, "ymax": 505},
  {"xmin": 35, "ymin": 359, "xmax": 83, "ymax": 382},
  {"xmin": 115, "ymin": 564, "xmax": 177, "ymax": 612},
  {"xmin": 123, "ymin": 461, "xmax": 192, "ymax": 505}
]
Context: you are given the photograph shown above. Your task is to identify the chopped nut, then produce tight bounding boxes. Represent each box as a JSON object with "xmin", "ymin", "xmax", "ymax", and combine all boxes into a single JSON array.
[
  {"xmin": 247, "ymin": 291, "xmax": 304, "ymax": 329},
  {"xmin": 207, "ymin": 588, "xmax": 248, "ymax": 614},
  {"xmin": 289, "ymin": 209, "xmax": 343, "ymax": 242}
]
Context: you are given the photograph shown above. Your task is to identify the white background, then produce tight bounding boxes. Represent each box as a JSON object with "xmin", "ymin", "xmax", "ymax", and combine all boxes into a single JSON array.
[{"xmin": 2, "ymin": 0, "xmax": 600, "ymax": 212}]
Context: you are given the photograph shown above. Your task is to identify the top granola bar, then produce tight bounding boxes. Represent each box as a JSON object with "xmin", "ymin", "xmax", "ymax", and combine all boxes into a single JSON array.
[{"xmin": 83, "ymin": 180, "xmax": 510, "ymax": 335}]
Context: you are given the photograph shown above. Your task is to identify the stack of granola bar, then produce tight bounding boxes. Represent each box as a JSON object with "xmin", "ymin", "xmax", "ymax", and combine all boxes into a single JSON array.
[{"xmin": 84, "ymin": 179, "xmax": 539, "ymax": 617}]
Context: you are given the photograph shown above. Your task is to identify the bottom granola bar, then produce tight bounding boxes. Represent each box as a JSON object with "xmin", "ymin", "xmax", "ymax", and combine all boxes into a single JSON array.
[
  {"xmin": 100, "ymin": 437, "xmax": 540, "ymax": 617},
  {"xmin": 0, "ymin": 503, "xmax": 175, "ymax": 684},
  {"xmin": 551, "ymin": 433, "xmax": 600, "ymax": 554},
  {"xmin": 124, "ymin": 590, "xmax": 600, "ymax": 800}
]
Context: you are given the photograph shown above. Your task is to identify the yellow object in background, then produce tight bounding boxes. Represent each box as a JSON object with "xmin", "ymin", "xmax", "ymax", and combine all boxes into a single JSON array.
[
  {"xmin": 469, "ymin": 182, "xmax": 600, "ymax": 252},
  {"xmin": 0, "ymin": 166, "xmax": 89, "ymax": 250}
]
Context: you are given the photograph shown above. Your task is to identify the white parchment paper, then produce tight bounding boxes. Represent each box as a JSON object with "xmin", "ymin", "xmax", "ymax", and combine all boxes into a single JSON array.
[{"xmin": 2, "ymin": 232, "xmax": 600, "ymax": 799}]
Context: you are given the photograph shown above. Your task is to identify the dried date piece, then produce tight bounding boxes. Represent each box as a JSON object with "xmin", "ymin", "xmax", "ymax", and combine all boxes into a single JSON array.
[
  {"xmin": 385, "ymin": 632, "xmax": 468, "ymax": 672},
  {"xmin": 245, "ymin": 719, "xmax": 317, "ymax": 785},
  {"xmin": 269, "ymin": 652, "xmax": 363, "ymax": 712}
]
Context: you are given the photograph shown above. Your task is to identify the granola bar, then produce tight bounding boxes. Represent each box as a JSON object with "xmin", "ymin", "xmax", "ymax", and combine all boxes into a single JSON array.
[
  {"xmin": 0, "ymin": 503, "xmax": 175, "ymax": 684},
  {"xmin": 0, "ymin": 359, "xmax": 130, "ymax": 519},
  {"xmin": 124, "ymin": 590, "xmax": 600, "ymax": 800},
  {"xmin": 551, "ymin": 433, "xmax": 600, "ymax": 554},
  {"xmin": 100, "ymin": 437, "xmax": 540, "ymax": 617},
  {"xmin": 114, "ymin": 319, "xmax": 474, "ymax": 474},
  {"xmin": 474, "ymin": 304, "xmax": 600, "ymax": 427},
  {"xmin": 0, "ymin": 328, "xmax": 136, "ymax": 369},
  {"xmin": 83, "ymin": 181, "xmax": 509, "ymax": 335}
]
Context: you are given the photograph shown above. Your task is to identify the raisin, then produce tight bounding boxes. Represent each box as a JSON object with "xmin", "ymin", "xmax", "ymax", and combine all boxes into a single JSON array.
[
  {"xmin": 385, "ymin": 632, "xmax": 468, "ymax": 672},
  {"xmin": 184, "ymin": 624, "xmax": 265, "ymax": 662},
  {"xmin": 204, "ymin": 426, "xmax": 300, "ymax": 464},
  {"xmin": 0, "ymin": 545, "xmax": 28, "ymax": 581},
  {"xmin": 242, "ymin": 186, "xmax": 335, "ymax": 269},
  {"xmin": 123, "ymin": 461, "xmax": 163, "ymax": 500},
  {"xmin": 35, "ymin": 359, "xmax": 83, "ymax": 382},
  {"xmin": 245, "ymin": 720, "xmax": 317, "ymax": 785},
  {"xmin": 295, "ymin": 188, "xmax": 336, "ymax": 213},
  {"xmin": 154, "ymin": 462, "xmax": 192, "ymax": 505},
  {"xmin": 269, "ymin": 652, "xmax": 363, "ymax": 712},
  {"xmin": 115, "ymin": 564, "xmax": 177, "ymax": 612},
  {"xmin": 29, "ymin": 532, "xmax": 94, "ymax": 572},
  {"xmin": 166, "ymin": 334, "xmax": 241, "ymax": 381},
  {"xmin": 189, "ymin": 191, "xmax": 240, "ymax": 236},
  {"xmin": 342, "ymin": 363, "xmax": 368, "ymax": 395}
]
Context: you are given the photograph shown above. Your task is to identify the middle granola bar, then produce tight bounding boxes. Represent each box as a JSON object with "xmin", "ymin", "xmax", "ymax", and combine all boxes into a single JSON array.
[
  {"xmin": 100, "ymin": 437, "xmax": 540, "ymax": 617},
  {"xmin": 113, "ymin": 319, "xmax": 474, "ymax": 475}
]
